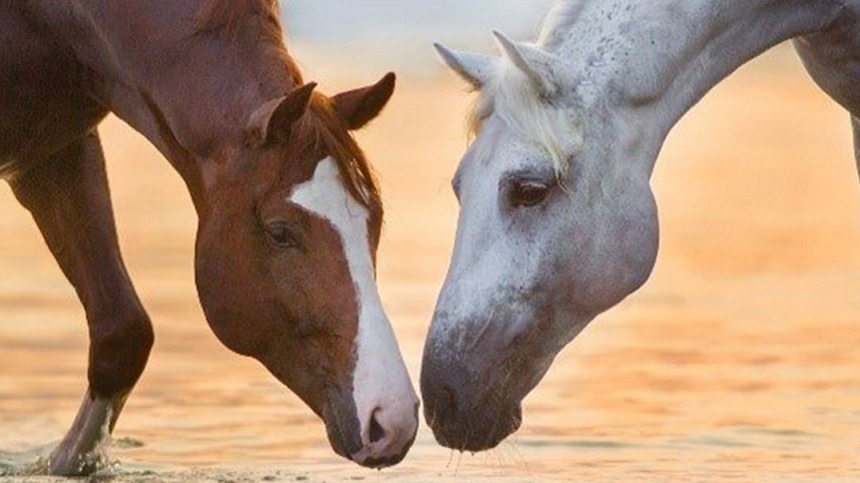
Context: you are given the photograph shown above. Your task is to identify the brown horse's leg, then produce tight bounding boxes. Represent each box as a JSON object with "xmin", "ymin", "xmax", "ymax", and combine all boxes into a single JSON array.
[{"xmin": 10, "ymin": 130, "xmax": 153, "ymax": 476}]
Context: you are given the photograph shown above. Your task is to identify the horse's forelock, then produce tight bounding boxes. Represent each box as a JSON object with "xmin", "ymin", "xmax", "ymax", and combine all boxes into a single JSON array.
[
  {"xmin": 288, "ymin": 94, "xmax": 383, "ymax": 215},
  {"xmin": 468, "ymin": 60, "xmax": 583, "ymax": 177}
]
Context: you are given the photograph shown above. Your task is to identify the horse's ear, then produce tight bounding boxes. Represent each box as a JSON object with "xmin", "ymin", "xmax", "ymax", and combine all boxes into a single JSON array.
[
  {"xmin": 492, "ymin": 31, "xmax": 559, "ymax": 98},
  {"xmin": 246, "ymin": 82, "xmax": 317, "ymax": 146},
  {"xmin": 434, "ymin": 43, "xmax": 497, "ymax": 89},
  {"xmin": 332, "ymin": 72, "xmax": 396, "ymax": 131}
]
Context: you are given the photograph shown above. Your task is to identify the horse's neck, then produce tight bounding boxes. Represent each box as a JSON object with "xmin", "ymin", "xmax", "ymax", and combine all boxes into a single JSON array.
[
  {"xmin": 50, "ymin": 1, "xmax": 295, "ymax": 210},
  {"xmin": 543, "ymin": 0, "xmax": 845, "ymax": 172}
]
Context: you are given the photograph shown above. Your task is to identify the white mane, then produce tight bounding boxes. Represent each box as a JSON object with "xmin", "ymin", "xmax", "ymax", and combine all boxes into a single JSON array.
[
  {"xmin": 537, "ymin": 0, "xmax": 585, "ymax": 48},
  {"xmin": 468, "ymin": 47, "xmax": 582, "ymax": 177}
]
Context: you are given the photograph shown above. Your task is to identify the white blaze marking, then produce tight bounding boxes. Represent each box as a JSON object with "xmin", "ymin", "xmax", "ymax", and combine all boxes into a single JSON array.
[{"xmin": 289, "ymin": 158, "xmax": 418, "ymax": 456}]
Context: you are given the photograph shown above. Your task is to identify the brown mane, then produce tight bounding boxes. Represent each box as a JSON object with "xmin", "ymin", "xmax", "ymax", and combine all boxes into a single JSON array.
[
  {"xmin": 195, "ymin": 0, "xmax": 281, "ymax": 36},
  {"xmin": 290, "ymin": 93, "xmax": 383, "ymax": 214},
  {"xmin": 195, "ymin": 0, "xmax": 306, "ymax": 110}
]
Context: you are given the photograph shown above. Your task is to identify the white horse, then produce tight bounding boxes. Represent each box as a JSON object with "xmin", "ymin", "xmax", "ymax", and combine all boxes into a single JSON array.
[{"xmin": 421, "ymin": 0, "xmax": 860, "ymax": 451}]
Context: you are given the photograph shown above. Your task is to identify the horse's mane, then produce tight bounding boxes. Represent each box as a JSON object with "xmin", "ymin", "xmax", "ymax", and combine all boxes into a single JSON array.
[
  {"xmin": 537, "ymin": 1, "xmax": 586, "ymax": 49},
  {"xmin": 195, "ymin": 0, "xmax": 280, "ymax": 36},
  {"xmin": 195, "ymin": 0, "xmax": 303, "ymax": 79},
  {"xmin": 291, "ymin": 93, "xmax": 382, "ymax": 213}
]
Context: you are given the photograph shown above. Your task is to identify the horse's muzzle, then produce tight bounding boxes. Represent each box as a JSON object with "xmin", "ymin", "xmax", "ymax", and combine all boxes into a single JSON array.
[
  {"xmin": 420, "ymin": 353, "xmax": 523, "ymax": 452},
  {"xmin": 323, "ymin": 386, "xmax": 418, "ymax": 468},
  {"xmin": 349, "ymin": 401, "xmax": 419, "ymax": 468}
]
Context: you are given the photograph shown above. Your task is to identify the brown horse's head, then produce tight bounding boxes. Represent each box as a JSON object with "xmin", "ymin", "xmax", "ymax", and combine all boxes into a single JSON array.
[{"xmin": 194, "ymin": 73, "xmax": 418, "ymax": 467}]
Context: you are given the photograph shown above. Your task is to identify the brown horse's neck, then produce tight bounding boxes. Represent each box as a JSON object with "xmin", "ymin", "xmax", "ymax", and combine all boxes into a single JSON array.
[{"xmin": 39, "ymin": 0, "xmax": 299, "ymax": 215}]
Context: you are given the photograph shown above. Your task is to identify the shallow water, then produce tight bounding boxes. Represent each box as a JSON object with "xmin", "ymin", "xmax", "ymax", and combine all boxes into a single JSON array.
[{"xmin": 2, "ymin": 46, "xmax": 860, "ymax": 480}]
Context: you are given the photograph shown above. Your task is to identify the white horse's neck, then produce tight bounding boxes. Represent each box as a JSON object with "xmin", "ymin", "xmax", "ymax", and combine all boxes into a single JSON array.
[{"xmin": 540, "ymin": 0, "xmax": 845, "ymax": 171}]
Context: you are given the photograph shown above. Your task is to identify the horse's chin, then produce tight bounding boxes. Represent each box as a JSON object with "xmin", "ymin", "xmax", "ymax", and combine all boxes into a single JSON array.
[
  {"xmin": 322, "ymin": 401, "xmax": 414, "ymax": 469},
  {"xmin": 260, "ymin": 360, "xmax": 414, "ymax": 468},
  {"xmin": 259, "ymin": 363, "xmax": 368, "ymax": 464},
  {"xmin": 321, "ymin": 388, "xmax": 364, "ymax": 461},
  {"xmin": 428, "ymin": 400, "xmax": 523, "ymax": 452}
]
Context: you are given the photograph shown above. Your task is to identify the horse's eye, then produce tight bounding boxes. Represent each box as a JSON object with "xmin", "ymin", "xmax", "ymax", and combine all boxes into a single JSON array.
[
  {"xmin": 510, "ymin": 180, "xmax": 551, "ymax": 208},
  {"xmin": 265, "ymin": 222, "xmax": 300, "ymax": 249}
]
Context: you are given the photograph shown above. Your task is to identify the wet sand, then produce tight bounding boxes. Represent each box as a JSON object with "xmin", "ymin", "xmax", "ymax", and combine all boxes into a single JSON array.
[{"xmin": 1, "ymin": 47, "xmax": 860, "ymax": 480}]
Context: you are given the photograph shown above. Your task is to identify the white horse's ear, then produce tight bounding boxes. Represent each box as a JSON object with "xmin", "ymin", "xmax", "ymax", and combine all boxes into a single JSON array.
[
  {"xmin": 434, "ymin": 43, "xmax": 497, "ymax": 89},
  {"xmin": 492, "ymin": 30, "xmax": 558, "ymax": 98}
]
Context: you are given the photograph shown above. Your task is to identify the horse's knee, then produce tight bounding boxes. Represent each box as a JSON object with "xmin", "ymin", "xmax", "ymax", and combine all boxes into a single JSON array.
[{"xmin": 87, "ymin": 306, "xmax": 154, "ymax": 398}]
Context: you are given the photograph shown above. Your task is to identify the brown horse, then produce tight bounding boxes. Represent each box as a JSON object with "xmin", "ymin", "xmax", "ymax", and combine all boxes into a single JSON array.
[{"xmin": 0, "ymin": 0, "xmax": 418, "ymax": 475}]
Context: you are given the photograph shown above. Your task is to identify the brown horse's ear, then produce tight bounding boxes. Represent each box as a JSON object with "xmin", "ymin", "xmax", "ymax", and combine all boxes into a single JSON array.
[
  {"xmin": 332, "ymin": 72, "xmax": 396, "ymax": 130},
  {"xmin": 246, "ymin": 82, "xmax": 317, "ymax": 146}
]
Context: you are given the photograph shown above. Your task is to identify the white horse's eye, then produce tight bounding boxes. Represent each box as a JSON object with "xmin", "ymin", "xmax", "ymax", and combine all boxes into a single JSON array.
[{"xmin": 510, "ymin": 180, "xmax": 551, "ymax": 208}]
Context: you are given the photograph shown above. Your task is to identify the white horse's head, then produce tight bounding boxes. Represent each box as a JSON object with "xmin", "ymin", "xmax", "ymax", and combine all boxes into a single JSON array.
[{"xmin": 422, "ymin": 32, "xmax": 660, "ymax": 451}]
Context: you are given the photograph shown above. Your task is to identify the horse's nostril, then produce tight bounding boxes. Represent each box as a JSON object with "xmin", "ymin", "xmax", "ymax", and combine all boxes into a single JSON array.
[{"xmin": 369, "ymin": 411, "xmax": 386, "ymax": 444}]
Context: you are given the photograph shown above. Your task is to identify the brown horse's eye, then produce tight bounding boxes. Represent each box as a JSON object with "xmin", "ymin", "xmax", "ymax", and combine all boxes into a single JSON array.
[
  {"xmin": 511, "ymin": 180, "xmax": 551, "ymax": 208},
  {"xmin": 265, "ymin": 222, "xmax": 301, "ymax": 249}
]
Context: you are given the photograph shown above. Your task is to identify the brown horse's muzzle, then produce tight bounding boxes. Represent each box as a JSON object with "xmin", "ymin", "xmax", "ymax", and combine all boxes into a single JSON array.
[{"xmin": 322, "ymin": 384, "xmax": 417, "ymax": 468}]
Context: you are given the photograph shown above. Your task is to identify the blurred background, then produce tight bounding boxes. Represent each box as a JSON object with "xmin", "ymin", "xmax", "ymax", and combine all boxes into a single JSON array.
[
  {"xmin": 284, "ymin": 0, "xmax": 554, "ymax": 76},
  {"xmin": 1, "ymin": 1, "xmax": 859, "ymax": 480}
]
